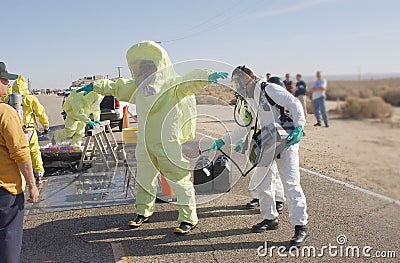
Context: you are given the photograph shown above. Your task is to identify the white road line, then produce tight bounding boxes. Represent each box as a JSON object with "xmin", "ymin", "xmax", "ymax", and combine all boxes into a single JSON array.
[
  {"xmin": 111, "ymin": 242, "xmax": 133, "ymax": 263},
  {"xmin": 196, "ymin": 131, "xmax": 400, "ymax": 206},
  {"xmin": 300, "ymin": 167, "xmax": 400, "ymax": 206}
]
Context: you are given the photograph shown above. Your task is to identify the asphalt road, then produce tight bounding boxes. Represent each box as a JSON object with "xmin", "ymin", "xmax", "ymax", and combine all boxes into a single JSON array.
[{"xmin": 22, "ymin": 96, "xmax": 399, "ymax": 262}]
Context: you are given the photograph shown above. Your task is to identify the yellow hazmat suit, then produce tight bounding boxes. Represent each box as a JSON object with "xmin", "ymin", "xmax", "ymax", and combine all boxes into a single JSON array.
[
  {"xmin": 53, "ymin": 89, "xmax": 103, "ymax": 146},
  {"xmin": 7, "ymin": 75, "xmax": 49, "ymax": 177},
  {"xmin": 90, "ymin": 41, "xmax": 215, "ymax": 225}
]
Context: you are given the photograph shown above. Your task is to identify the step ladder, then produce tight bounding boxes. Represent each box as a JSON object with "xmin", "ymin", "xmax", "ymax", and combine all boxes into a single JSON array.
[{"xmin": 78, "ymin": 120, "xmax": 120, "ymax": 170}]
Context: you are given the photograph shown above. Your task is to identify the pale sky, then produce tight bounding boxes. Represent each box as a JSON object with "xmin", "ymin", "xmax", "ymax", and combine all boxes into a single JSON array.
[{"xmin": 2, "ymin": 0, "xmax": 399, "ymax": 89}]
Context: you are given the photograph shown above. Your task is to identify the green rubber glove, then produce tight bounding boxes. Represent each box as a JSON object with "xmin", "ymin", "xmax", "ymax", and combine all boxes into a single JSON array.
[
  {"xmin": 76, "ymin": 83, "xmax": 93, "ymax": 96},
  {"xmin": 87, "ymin": 120, "xmax": 96, "ymax": 129},
  {"xmin": 95, "ymin": 120, "xmax": 102, "ymax": 125},
  {"xmin": 208, "ymin": 72, "xmax": 229, "ymax": 83},
  {"xmin": 208, "ymin": 139, "xmax": 225, "ymax": 152},
  {"xmin": 234, "ymin": 140, "xmax": 243, "ymax": 152},
  {"xmin": 286, "ymin": 126, "xmax": 304, "ymax": 146}
]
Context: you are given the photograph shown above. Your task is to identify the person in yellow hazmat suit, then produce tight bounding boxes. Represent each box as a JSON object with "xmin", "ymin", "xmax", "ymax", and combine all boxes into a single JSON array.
[
  {"xmin": 4, "ymin": 75, "xmax": 49, "ymax": 183},
  {"xmin": 77, "ymin": 40, "xmax": 228, "ymax": 234},
  {"xmin": 53, "ymin": 88, "xmax": 103, "ymax": 147}
]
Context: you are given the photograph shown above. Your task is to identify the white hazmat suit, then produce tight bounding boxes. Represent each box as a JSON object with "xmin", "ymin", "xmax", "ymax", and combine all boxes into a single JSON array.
[{"xmin": 224, "ymin": 78, "xmax": 308, "ymax": 226}]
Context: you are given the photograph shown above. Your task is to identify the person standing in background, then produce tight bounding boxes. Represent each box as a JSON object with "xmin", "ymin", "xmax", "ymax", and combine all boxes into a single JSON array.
[
  {"xmin": 0, "ymin": 62, "xmax": 39, "ymax": 263},
  {"xmin": 311, "ymin": 71, "xmax": 329, "ymax": 127},
  {"xmin": 266, "ymin": 73, "xmax": 271, "ymax": 81},
  {"xmin": 294, "ymin": 74, "xmax": 307, "ymax": 118},
  {"xmin": 283, "ymin": 73, "xmax": 294, "ymax": 94}
]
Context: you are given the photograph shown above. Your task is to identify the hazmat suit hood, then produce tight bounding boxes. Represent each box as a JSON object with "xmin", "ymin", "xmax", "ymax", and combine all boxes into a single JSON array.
[
  {"xmin": 12, "ymin": 75, "xmax": 30, "ymax": 95},
  {"xmin": 126, "ymin": 40, "xmax": 200, "ymax": 143},
  {"xmin": 93, "ymin": 40, "xmax": 213, "ymax": 145},
  {"xmin": 126, "ymin": 40, "xmax": 179, "ymax": 96}
]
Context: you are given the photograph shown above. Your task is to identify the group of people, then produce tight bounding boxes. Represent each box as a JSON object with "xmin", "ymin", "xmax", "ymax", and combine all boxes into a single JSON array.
[
  {"xmin": 78, "ymin": 41, "xmax": 310, "ymax": 246},
  {"xmin": 1, "ymin": 41, "xmax": 329, "ymax": 261},
  {"xmin": 269, "ymin": 71, "xmax": 329, "ymax": 127},
  {"xmin": 0, "ymin": 62, "xmax": 113, "ymax": 262}
]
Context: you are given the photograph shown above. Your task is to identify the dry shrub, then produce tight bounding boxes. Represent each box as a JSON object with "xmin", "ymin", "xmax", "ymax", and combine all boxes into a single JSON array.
[
  {"xmin": 342, "ymin": 96, "xmax": 393, "ymax": 119},
  {"xmin": 374, "ymin": 85, "xmax": 393, "ymax": 97},
  {"xmin": 196, "ymin": 84, "xmax": 235, "ymax": 105},
  {"xmin": 196, "ymin": 95, "xmax": 229, "ymax": 105},
  {"xmin": 381, "ymin": 89, "xmax": 400, "ymax": 106},
  {"xmin": 359, "ymin": 88, "xmax": 374, "ymax": 98},
  {"xmin": 326, "ymin": 85, "xmax": 348, "ymax": 100},
  {"xmin": 324, "ymin": 78, "xmax": 400, "ymax": 105}
]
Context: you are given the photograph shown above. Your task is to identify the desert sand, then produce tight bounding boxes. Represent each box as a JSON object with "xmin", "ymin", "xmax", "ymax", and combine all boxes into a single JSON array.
[{"xmin": 300, "ymin": 102, "xmax": 400, "ymax": 199}]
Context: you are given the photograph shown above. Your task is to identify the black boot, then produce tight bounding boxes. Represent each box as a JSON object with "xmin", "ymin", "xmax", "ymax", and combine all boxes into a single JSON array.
[
  {"xmin": 174, "ymin": 222, "xmax": 196, "ymax": 235},
  {"xmin": 128, "ymin": 214, "xmax": 150, "ymax": 228},
  {"xmin": 290, "ymin": 225, "xmax": 309, "ymax": 247},
  {"xmin": 246, "ymin": 198, "xmax": 259, "ymax": 209},
  {"xmin": 252, "ymin": 218, "xmax": 279, "ymax": 233},
  {"xmin": 276, "ymin": 201, "xmax": 284, "ymax": 214}
]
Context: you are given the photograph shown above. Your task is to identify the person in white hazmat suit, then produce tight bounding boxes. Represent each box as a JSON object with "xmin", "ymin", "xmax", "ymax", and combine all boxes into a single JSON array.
[
  {"xmin": 210, "ymin": 66, "xmax": 309, "ymax": 246},
  {"xmin": 77, "ymin": 40, "xmax": 228, "ymax": 234},
  {"xmin": 219, "ymin": 74, "xmax": 286, "ymax": 213}
]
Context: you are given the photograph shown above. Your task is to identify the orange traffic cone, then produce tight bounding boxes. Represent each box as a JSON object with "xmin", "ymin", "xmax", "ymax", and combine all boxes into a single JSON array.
[
  {"xmin": 122, "ymin": 105, "xmax": 130, "ymax": 129},
  {"xmin": 160, "ymin": 172, "xmax": 174, "ymax": 196}
]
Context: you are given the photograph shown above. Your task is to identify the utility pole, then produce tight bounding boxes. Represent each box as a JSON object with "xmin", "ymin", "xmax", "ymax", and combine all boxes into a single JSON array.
[
  {"xmin": 27, "ymin": 78, "xmax": 32, "ymax": 92},
  {"xmin": 116, "ymin": 67, "xmax": 123, "ymax": 78}
]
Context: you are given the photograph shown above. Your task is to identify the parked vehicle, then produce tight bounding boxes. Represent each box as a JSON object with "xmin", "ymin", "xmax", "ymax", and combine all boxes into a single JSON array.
[
  {"xmin": 99, "ymin": 96, "xmax": 126, "ymax": 131},
  {"xmin": 32, "ymin": 89, "xmax": 41, "ymax": 95}
]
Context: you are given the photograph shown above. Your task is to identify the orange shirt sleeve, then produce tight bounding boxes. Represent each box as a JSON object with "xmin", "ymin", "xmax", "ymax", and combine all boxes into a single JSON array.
[{"xmin": 0, "ymin": 105, "xmax": 31, "ymax": 163}]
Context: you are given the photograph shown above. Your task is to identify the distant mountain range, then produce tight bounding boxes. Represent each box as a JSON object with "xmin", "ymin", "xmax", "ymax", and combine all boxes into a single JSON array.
[{"xmin": 302, "ymin": 73, "xmax": 400, "ymax": 82}]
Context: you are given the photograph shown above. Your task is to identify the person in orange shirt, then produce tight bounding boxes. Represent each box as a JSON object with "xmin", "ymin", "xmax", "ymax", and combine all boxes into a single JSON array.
[{"xmin": 0, "ymin": 62, "xmax": 39, "ymax": 263}]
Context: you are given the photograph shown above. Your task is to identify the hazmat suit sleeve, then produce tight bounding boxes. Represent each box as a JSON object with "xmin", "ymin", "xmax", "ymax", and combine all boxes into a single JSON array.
[
  {"xmin": 175, "ymin": 69, "xmax": 213, "ymax": 97},
  {"xmin": 265, "ymin": 84, "xmax": 306, "ymax": 127},
  {"xmin": 72, "ymin": 105, "xmax": 91, "ymax": 123},
  {"xmin": 31, "ymin": 96, "xmax": 49, "ymax": 127},
  {"xmin": 93, "ymin": 78, "xmax": 137, "ymax": 103},
  {"xmin": 91, "ymin": 105, "xmax": 101, "ymax": 122},
  {"xmin": 89, "ymin": 95, "xmax": 104, "ymax": 122},
  {"xmin": 222, "ymin": 120, "xmax": 252, "ymax": 146},
  {"xmin": 65, "ymin": 91, "xmax": 91, "ymax": 123},
  {"xmin": 62, "ymin": 95, "xmax": 72, "ymax": 114}
]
